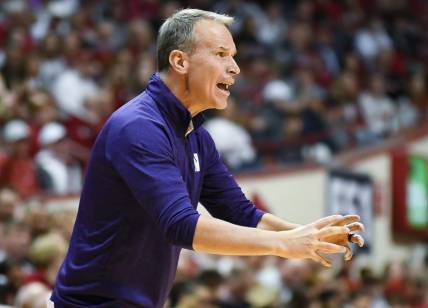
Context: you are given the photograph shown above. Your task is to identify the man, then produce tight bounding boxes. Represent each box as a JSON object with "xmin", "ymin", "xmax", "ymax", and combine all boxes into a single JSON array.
[
  {"xmin": 51, "ymin": 9, "xmax": 364, "ymax": 307},
  {"xmin": 36, "ymin": 122, "xmax": 83, "ymax": 195},
  {"xmin": 0, "ymin": 119, "xmax": 40, "ymax": 198}
]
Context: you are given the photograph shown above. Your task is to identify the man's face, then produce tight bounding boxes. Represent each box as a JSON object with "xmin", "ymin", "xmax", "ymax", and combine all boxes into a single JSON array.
[{"xmin": 185, "ymin": 20, "xmax": 240, "ymax": 110}]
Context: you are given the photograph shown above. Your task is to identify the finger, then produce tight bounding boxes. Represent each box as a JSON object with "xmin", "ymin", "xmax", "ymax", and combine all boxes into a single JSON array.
[
  {"xmin": 318, "ymin": 226, "xmax": 350, "ymax": 240},
  {"xmin": 346, "ymin": 222, "xmax": 365, "ymax": 233},
  {"xmin": 350, "ymin": 234, "xmax": 365, "ymax": 247},
  {"xmin": 315, "ymin": 241, "xmax": 347, "ymax": 254},
  {"xmin": 344, "ymin": 246, "xmax": 353, "ymax": 261},
  {"xmin": 332, "ymin": 215, "xmax": 361, "ymax": 227},
  {"xmin": 310, "ymin": 251, "xmax": 332, "ymax": 267},
  {"xmin": 312, "ymin": 215, "xmax": 344, "ymax": 229}
]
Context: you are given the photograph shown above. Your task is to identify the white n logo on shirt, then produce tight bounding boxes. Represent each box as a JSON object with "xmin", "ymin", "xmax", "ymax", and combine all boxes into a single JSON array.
[{"xmin": 193, "ymin": 153, "xmax": 200, "ymax": 172}]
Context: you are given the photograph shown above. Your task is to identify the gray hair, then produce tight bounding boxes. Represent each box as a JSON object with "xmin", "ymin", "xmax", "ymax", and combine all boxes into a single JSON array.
[{"xmin": 156, "ymin": 8, "xmax": 234, "ymax": 72}]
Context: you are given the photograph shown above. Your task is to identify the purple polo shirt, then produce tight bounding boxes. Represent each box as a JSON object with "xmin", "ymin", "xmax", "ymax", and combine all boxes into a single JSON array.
[{"xmin": 51, "ymin": 73, "xmax": 265, "ymax": 307}]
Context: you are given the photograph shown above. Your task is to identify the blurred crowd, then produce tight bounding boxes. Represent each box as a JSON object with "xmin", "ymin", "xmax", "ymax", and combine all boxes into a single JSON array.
[
  {"xmin": 1, "ymin": 183, "xmax": 428, "ymax": 308},
  {"xmin": 167, "ymin": 250, "xmax": 428, "ymax": 308},
  {"xmin": 1, "ymin": 0, "xmax": 428, "ymax": 306},
  {"xmin": 0, "ymin": 188, "xmax": 75, "ymax": 306}
]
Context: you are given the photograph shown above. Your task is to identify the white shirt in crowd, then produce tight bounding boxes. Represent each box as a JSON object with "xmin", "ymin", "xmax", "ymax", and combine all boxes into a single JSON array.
[
  {"xmin": 205, "ymin": 117, "xmax": 256, "ymax": 170},
  {"xmin": 35, "ymin": 149, "xmax": 82, "ymax": 195},
  {"xmin": 50, "ymin": 69, "xmax": 99, "ymax": 121},
  {"xmin": 358, "ymin": 92, "xmax": 399, "ymax": 137}
]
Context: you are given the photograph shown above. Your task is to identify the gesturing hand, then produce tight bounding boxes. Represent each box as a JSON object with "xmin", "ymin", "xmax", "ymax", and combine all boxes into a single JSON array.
[
  {"xmin": 310, "ymin": 214, "xmax": 365, "ymax": 261},
  {"xmin": 276, "ymin": 215, "xmax": 364, "ymax": 267}
]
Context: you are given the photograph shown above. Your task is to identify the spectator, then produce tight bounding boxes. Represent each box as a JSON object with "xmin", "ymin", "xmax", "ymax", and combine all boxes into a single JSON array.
[
  {"xmin": 35, "ymin": 122, "xmax": 82, "ymax": 195},
  {"xmin": 14, "ymin": 282, "xmax": 51, "ymax": 308},
  {"xmin": 36, "ymin": 33, "xmax": 67, "ymax": 90},
  {"xmin": 205, "ymin": 98, "xmax": 257, "ymax": 171},
  {"xmin": 354, "ymin": 18, "xmax": 393, "ymax": 67},
  {"xmin": 0, "ymin": 120, "xmax": 40, "ymax": 198},
  {"xmin": 2, "ymin": 222, "xmax": 32, "ymax": 262},
  {"xmin": 0, "ymin": 188, "xmax": 20, "ymax": 223},
  {"xmin": 328, "ymin": 72, "xmax": 363, "ymax": 149},
  {"xmin": 358, "ymin": 74, "xmax": 398, "ymax": 139},
  {"xmin": 405, "ymin": 72, "xmax": 428, "ymax": 122},
  {"xmin": 253, "ymin": 79, "xmax": 296, "ymax": 143},
  {"xmin": 26, "ymin": 232, "xmax": 67, "ymax": 288},
  {"xmin": 23, "ymin": 202, "xmax": 50, "ymax": 238},
  {"xmin": 255, "ymin": 2, "xmax": 287, "ymax": 47},
  {"xmin": 50, "ymin": 56, "xmax": 99, "ymax": 123}
]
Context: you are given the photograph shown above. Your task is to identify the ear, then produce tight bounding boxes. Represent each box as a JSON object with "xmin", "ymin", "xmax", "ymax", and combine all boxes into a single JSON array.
[{"xmin": 168, "ymin": 50, "xmax": 189, "ymax": 75}]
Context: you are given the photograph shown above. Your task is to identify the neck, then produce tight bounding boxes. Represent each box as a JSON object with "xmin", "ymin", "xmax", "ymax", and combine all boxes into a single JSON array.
[{"xmin": 159, "ymin": 71, "xmax": 202, "ymax": 117}]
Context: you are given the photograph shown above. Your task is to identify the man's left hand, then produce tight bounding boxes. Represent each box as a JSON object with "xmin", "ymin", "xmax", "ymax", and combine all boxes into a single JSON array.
[{"xmin": 309, "ymin": 215, "xmax": 365, "ymax": 261}]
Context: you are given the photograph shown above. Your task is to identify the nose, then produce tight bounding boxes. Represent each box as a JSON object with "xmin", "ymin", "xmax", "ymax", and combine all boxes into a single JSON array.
[{"xmin": 228, "ymin": 57, "xmax": 240, "ymax": 76}]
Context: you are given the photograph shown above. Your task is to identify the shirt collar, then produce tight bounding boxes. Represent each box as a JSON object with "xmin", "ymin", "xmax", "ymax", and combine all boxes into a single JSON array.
[{"xmin": 146, "ymin": 73, "xmax": 204, "ymax": 137}]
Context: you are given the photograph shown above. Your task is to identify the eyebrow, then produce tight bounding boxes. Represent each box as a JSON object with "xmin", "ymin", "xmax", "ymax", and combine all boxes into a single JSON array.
[{"xmin": 218, "ymin": 46, "xmax": 237, "ymax": 56}]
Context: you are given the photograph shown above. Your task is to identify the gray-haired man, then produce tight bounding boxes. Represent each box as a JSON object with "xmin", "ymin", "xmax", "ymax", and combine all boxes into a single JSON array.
[{"xmin": 51, "ymin": 9, "xmax": 363, "ymax": 307}]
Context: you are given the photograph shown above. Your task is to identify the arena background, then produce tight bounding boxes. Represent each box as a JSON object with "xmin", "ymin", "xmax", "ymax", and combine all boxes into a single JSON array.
[{"xmin": 0, "ymin": 0, "xmax": 427, "ymax": 307}]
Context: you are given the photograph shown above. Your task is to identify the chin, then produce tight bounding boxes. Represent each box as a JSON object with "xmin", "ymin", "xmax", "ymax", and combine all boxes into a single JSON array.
[{"xmin": 214, "ymin": 100, "xmax": 228, "ymax": 110}]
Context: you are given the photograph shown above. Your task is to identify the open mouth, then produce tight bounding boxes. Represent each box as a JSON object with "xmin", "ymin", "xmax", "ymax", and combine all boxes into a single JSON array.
[{"xmin": 216, "ymin": 82, "xmax": 230, "ymax": 95}]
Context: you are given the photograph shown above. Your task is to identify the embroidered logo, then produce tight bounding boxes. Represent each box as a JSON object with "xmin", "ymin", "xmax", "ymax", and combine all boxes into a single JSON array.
[{"xmin": 193, "ymin": 153, "xmax": 200, "ymax": 172}]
